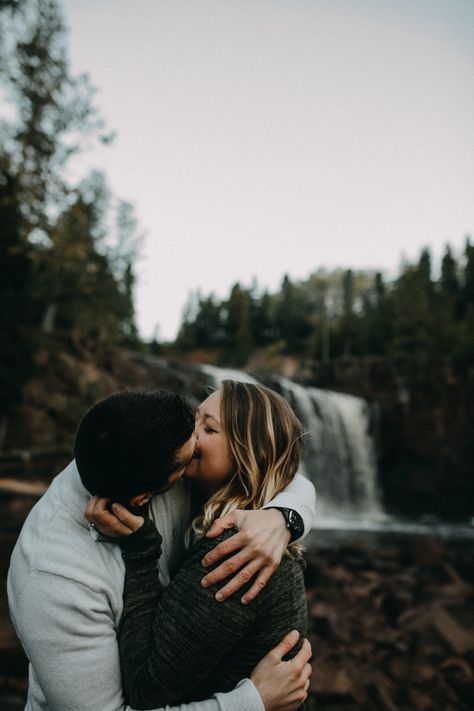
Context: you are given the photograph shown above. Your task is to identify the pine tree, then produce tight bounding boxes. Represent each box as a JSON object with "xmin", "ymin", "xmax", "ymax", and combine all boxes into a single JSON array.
[{"xmin": 0, "ymin": 154, "xmax": 34, "ymax": 422}]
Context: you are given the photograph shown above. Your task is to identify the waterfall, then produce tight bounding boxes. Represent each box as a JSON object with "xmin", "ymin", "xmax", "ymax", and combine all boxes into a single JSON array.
[
  {"xmin": 198, "ymin": 364, "xmax": 382, "ymax": 521},
  {"xmin": 274, "ymin": 376, "xmax": 381, "ymax": 519}
]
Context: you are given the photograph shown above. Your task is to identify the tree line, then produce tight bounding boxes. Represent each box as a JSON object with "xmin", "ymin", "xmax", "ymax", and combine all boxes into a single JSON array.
[
  {"xmin": 175, "ymin": 241, "xmax": 474, "ymax": 381},
  {"xmin": 1, "ymin": 0, "xmax": 140, "ymax": 419}
]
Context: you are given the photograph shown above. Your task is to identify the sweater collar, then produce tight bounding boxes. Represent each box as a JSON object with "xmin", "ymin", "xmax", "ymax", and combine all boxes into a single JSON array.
[{"xmin": 58, "ymin": 460, "xmax": 93, "ymax": 529}]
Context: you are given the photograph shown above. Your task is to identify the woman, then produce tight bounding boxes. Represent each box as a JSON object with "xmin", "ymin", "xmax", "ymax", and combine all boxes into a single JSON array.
[{"xmin": 100, "ymin": 381, "xmax": 308, "ymax": 709}]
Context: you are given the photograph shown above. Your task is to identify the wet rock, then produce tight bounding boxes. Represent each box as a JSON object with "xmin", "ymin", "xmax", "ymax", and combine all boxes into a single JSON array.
[
  {"xmin": 310, "ymin": 666, "xmax": 357, "ymax": 704},
  {"xmin": 381, "ymin": 589, "xmax": 413, "ymax": 626},
  {"xmin": 305, "ymin": 540, "xmax": 474, "ymax": 710},
  {"xmin": 308, "ymin": 602, "xmax": 338, "ymax": 639},
  {"xmin": 405, "ymin": 603, "xmax": 474, "ymax": 654},
  {"xmin": 411, "ymin": 536, "xmax": 446, "ymax": 567},
  {"xmin": 365, "ymin": 671, "xmax": 398, "ymax": 711}
]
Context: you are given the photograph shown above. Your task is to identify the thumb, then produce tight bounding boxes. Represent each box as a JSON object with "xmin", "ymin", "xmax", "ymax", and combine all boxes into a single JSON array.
[
  {"xmin": 269, "ymin": 630, "xmax": 300, "ymax": 662},
  {"xmin": 111, "ymin": 503, "xmax": 144, "ymax": 531},
  {"xmin": 206, "ymin": 511, "xmax": 241, "ymax": 538}
]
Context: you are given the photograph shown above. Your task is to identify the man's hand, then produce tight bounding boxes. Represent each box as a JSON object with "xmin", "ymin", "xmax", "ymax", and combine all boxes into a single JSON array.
[
  {"xmin": 251, "ymin": 631, "xmax": 312, "ymax": 711},
  {"xmin": 201, "ymin": 508, "xmax": 290, "ymax": 604},
  {"xmin": 84, "ymin": 496, "xmax": 144, "ymax": 537}
]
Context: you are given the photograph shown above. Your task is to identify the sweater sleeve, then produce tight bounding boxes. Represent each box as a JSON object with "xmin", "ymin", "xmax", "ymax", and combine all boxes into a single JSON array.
[
  {"xmin": 8, "ymin": 560, "xmax": 246, "ymax": 711},
  {"xmin": 262, "ymin": 471, "xmax": 316, "ymax": 541},
  {"xmin": 118, "ymin": 522, "xmax": 256, "ymax": 710}
]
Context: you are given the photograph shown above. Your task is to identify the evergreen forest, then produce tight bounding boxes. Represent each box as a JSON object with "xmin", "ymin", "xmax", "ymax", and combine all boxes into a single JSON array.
[{"xmin": 0, "ymin": 0, "xmax": 140, "ymax": 420}]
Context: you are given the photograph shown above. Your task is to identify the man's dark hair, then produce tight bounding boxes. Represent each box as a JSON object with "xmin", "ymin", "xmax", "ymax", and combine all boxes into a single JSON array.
[{"xmin": 74, "ymin": 390, "xmax": 195, "ymax": 501}]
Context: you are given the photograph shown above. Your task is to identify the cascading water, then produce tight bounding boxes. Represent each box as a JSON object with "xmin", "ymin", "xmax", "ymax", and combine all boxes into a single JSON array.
[
  {"xmin": 273, "ymin": 376, "xmax": 381, "ymax": 519},
  {"xmin": 197, "ymin": 364, "xmax": 382, "ymax": 522}
]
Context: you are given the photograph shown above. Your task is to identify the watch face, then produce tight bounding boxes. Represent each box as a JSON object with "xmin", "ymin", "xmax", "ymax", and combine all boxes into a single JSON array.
[{"xmin": 288, "ymin": 510, "xmax": 304, "ymax": 537}]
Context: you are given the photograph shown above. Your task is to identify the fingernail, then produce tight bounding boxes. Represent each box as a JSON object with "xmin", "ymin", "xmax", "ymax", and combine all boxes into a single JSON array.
[
  {"xmin": 201, "ymin": 558, "xmax": 209, "ymax": 567},
  {"xmin": 112, "ymin": 503, "xmax": 120, "ymax": 511},
  {"xmin": 215, "ymin": 592, "xmax": 224, "ymax": 601},
  {"xmin": 201, "ymin": 578, "xmax": 208, "ymax": 588},
  {"xmin": 241, "ymin": 596, "xmax": 248, "ymax": 605}
]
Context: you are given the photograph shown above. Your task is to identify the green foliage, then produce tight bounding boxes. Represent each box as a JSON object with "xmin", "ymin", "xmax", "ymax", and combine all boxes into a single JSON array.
[
  {"xmin": 175, "ymin": 241, "xmax": 473, "ymax": 379},
  {"xmin": 0, "ymin": 0, "xmax": 140, "ymax": 418}
]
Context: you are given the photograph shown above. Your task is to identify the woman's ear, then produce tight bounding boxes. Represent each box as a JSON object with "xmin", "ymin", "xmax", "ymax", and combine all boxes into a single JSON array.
[{"xmin": 129, "ymin": 492, "xmax": 153, "ymax": 508}]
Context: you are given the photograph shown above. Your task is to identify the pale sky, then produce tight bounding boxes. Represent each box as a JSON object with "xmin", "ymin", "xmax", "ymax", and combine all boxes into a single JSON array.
[{"xmin": 61, "ymin": 0, "xmax": 474, "ymax": 340}]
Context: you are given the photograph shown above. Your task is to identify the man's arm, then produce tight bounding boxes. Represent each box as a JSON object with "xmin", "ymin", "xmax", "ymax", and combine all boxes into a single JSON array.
[
  {"xmin": 261, "ymin": 472, "xmax": 317, "ymax": 537},
  {"xmin": 201, "ymin": 473, "xmax": 316, "ymax": 603},
  {"xmin": 10, "ymin": 569, "xmax": 261, "ymax": 711}
]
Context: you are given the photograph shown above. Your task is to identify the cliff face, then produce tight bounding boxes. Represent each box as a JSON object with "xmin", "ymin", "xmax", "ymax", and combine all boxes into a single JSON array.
[{"xmin": 3, "ymin": 339, "xmax": 206, "ymax": 453}]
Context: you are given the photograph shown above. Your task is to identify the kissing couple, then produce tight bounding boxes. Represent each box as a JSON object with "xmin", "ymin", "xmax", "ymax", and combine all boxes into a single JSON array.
[{"xmin": 9, "ymin": 380, "xmax": 316, "ymax": 711}]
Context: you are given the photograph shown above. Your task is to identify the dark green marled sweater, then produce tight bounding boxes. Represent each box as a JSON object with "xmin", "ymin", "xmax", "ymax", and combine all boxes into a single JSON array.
[{"xmin": 118, "ymin": 518, "xmax": 308, "ymax": 710}]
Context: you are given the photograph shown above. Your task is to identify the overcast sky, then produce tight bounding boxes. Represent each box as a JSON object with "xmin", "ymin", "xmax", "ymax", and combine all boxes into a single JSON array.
[{"xmin": 62, "ymin": 0, "xmax": 474, "ymax": 340}]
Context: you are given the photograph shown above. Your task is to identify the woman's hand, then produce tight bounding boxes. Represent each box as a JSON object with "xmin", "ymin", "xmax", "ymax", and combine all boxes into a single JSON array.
[
  {"xmin": 200, "ymin": 508, "xmax": 291, "ymax": 604},
  {"xmin": 85, "ymin": 496, "xmax": 144, "ymax": 537}
]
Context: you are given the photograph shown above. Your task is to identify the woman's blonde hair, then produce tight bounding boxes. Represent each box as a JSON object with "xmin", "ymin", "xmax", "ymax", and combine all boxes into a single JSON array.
[{"xmin": 192, "ymin": 380, "xmax": 304, "ymax": 538}]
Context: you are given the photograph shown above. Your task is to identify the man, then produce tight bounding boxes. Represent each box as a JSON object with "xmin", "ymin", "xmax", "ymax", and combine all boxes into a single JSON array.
[{"xmin": 8, "ymin": 390, "xmax": 315, "ymax": 711}]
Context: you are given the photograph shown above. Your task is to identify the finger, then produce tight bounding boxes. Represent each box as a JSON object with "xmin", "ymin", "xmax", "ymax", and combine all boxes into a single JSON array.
[
  {"xmin": 92, "ymin": 496, "xmax": 112, "ymax": 516},
  {"xmin": 201, "ymin": 547, "xmax": 252, "ymax": 588},
  {"xmin": 291, "ymin": 638, "xmax": 312, "ymax": 670},
  {"xmin": 205, "ymin": 512, "xmax": 241, "ymax": 538},
  {"xmin": 104, "ymin": 520, "xmax": 134, "ymax": 536},
  {"xmin": 268, "ymin": 630, "xmax": 300, "ymax": 662},
  {"xmin": 211, "ymin": 559, "xmax": 263, "ymax": 601},
  {"xmin": 89, "ymin": 506, "xmax": 133, "ymax": 535},
  {"xmin": 85, "ymin": 496, "xmax": 111, "ymax": 522},
  {"xmin": 241, "ymin": 564, "xmax": 277, "ymax": 604},
  {"xmin": 111, "ymin": 502, "xmax": 144, "ymax": 531},
  {"xmin": 202, "ymin": 530, "xmax": 248, "ymax": 566}
]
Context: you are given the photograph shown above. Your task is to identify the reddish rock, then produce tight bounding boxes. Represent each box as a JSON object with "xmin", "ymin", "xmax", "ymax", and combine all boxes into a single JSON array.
[{"xmin": 405, "ymin": 603, "xmax": 474, "ymax": 655}]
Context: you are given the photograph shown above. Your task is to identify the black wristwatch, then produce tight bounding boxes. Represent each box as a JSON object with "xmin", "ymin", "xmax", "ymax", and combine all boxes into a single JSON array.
[{"xmin": 272, "ymin": 507, "xmax": 304, "ymax": 544}]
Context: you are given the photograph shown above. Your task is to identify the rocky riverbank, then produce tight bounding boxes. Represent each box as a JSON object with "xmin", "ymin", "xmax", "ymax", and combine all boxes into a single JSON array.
[{"xmin": 304, "ymin": 535, "xmax": 474, "ymax": 710}]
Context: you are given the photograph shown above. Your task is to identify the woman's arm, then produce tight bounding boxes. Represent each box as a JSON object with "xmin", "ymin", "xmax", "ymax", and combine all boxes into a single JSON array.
[{"xmin": 118, "ymin": 521, "xmax": 256, "ymax": 710}]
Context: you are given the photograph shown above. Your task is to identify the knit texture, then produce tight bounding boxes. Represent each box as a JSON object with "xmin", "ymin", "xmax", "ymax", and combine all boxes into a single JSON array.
[{"xmin": 119, "ymin": 519, "xmax": 308, "ymax": 710}]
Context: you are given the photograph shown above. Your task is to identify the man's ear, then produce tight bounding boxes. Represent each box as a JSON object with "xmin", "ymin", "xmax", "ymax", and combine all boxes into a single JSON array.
[{"xmin": 129, "ymin": 491, "xmax": 154, "ymax": 508}]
